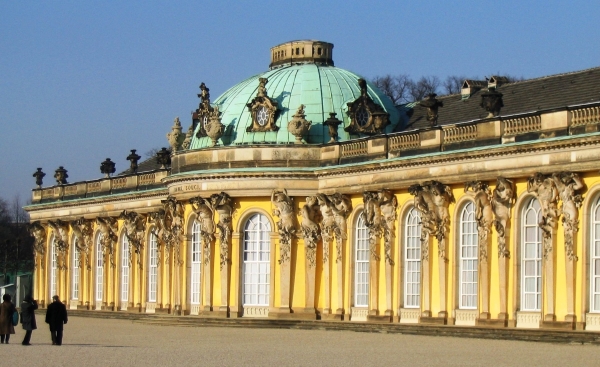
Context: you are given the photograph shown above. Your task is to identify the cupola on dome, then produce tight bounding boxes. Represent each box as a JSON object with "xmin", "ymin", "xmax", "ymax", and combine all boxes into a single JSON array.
[{"xmin": 186, "ymin": 40, "xmax": 401, "ymax": 149}]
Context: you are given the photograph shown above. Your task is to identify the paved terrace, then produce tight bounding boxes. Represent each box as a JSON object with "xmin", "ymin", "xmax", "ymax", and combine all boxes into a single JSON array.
[{"xmin": 3, "ymin": 313, "xmax": 600, "ymax": 366}]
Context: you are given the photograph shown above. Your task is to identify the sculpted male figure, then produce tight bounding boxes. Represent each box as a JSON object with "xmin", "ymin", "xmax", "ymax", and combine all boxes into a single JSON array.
[{"xmin": 45, "ymin": 295, "xmax": 68, "ymax": 346}]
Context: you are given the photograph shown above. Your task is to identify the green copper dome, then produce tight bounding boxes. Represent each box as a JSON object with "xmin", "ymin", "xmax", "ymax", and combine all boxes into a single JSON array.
[{"xmin": 189, "ymin": 58, "xmax": 400, "ymax": 149}]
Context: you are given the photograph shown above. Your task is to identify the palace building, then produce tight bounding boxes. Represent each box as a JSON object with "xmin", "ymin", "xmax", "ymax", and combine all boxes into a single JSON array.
[{"xmin": 25, "ymin": 40, "xmax": 600, "ymax": 330}]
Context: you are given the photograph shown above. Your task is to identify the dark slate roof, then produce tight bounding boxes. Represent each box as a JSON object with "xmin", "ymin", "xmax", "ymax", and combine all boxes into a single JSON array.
[
  {"xmin": 118, "ymin": 157, "xmax": 162, "ymax": 175},
  {"xmin": 398, "ymin": 66, "xmax": 600, "ymax": 131}
]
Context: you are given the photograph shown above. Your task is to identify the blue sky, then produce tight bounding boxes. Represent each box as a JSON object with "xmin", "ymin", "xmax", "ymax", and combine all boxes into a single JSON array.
[{"xmin": 1, "ymin": 1, "xmax": 599, "ymax": 204}]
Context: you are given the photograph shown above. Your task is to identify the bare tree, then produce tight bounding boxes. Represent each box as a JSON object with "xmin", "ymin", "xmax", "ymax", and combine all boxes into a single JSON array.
[
  {"xmin": 409, "ymin": 76, "xmax": 440, "ymax": 101},
  {"xmin": 145, "ymin": 147, "xmax": 161, "ymax": 158},
  {"xmin": 443, "ymin": 75, "xmax": 466, "ymax": 95},
  {"xmin": 372, "ymin": 74, "xmax": 413, "ymax": 105}
]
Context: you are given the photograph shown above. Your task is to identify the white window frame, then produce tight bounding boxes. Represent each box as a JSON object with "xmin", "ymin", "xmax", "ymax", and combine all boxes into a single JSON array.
[
  {"xmin": 404, "ymin": 208, "xmax": 421, "ymax": 308},
  {"xmin": 148, "ymin": 232, "xmax": 158, "ymax": 303},
  {"xmin": 354, "ymin": 213, "xmax": 369, "ymax": 307},
  {"xmin": 459, "ymin": 202, "xmax": 478, "ymax": 309},
  {"xmin": 71, "ymin": 238, "xmax": 79, "ymax": 300},
  {"xmin": 121, "ymin": 235, "xmax": 129, "ymax": 302},
  {"xmin": 521, "ymin": 198, "xmax": 542, "ymax": 311},
  {"xmin": 191, "ymin": 221, "xmax": 202, "ymax": 305},
  {"xmin": 50, "ymin": 235, "xmax": 57, "ymax": 298},
  {"xmin": 242, "ymin": 214, "xmax": 271, "ymax": 306},
  {"xmin": 591, "ymin": 198, "xmax": 600, "ymax": 312},
  {"xmin": 95, "ymin": 234, "xmax": 103, "ymax": 301}
]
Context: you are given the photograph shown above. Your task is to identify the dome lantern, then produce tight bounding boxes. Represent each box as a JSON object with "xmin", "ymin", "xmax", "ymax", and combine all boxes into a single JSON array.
[{"xmin": 269, "ymin": 40, "xmax": 334, "ymax": 69}]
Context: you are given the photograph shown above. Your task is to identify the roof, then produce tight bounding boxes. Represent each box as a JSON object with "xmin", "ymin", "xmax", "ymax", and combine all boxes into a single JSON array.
[
  {"xmin": 400, "ymin": 66, "xmax": 600, "ymax": 131},
  {"xmin": 189, "ymin": 63, "xmax": 401, "ymax": 149}
]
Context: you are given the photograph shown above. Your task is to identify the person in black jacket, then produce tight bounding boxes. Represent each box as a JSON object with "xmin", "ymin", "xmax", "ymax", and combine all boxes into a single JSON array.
[
  {"xmin": 21, "ymin": 294, "xmax": 38, "ymax": 346},
  {"xmin": 45, "ymin": 295, "xmax": 68, "ymax": 346}
]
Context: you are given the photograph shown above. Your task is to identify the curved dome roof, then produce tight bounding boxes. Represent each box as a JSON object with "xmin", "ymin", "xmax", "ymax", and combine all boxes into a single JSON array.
[{"xmin": 189, "ymin": 50, "xmax": 401, "ymax": 149}]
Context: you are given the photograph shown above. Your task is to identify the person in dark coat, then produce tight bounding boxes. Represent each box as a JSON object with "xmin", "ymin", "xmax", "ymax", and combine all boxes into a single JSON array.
[
  {"xmin": 45, "ymin": 295, "xmax": 68, "ymax": 346},
  {"xmin": 21, "ymin": 294, "xmax": 38, "ymax": 346},
  {"xmin": 0, "ymin": 294, "xmax": 16, "ymax": 344}
]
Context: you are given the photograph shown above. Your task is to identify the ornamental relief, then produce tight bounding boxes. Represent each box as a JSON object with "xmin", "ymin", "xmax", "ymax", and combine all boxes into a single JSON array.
[
  {"xmin": 29, "ymin": 221, "xmax": 46, "ymax": 269},
  {"xmin": 119, "ymin": 210, "xmax": 148, "ymax": 268},
  {"xmin": 194, "ymin": 82, "xmax": 214, "ymax": 139},
  {"xmin": 271, "ymin": 189, "xmax": 296, "ymax": 264},
  {"xmin": 246, "ymin": 78, "xmax": 279, "ymax": 133},
  {"xmin": 96, "ymin": 216, "xmax": 118, "ymax": 267},
  {"xmin": 48, "ymin": 219, "xmax": 70, "ymax": 270},
  {"xmin": 345, "ymin": 78, "xmax": 390, "ymax": 135},
  {"xmin": 362, "ymin": 189, "xmax": 397, "ymax": 264},
  {"xmin": 70, "ymin": 217, "xmax": 94, "ymax": 270},
  {"xmin": 151, "ymin": 196, "xmax": 185, "ymax": 265}
]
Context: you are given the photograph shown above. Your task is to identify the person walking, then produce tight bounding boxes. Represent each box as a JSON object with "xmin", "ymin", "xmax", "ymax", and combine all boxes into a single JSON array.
[
  {"xmin": 21, "ymin": 294, "xmax": 38, "ymax": 346},
  {"xmin": 0, "ymin": 294, "xmax": 16, "ymax": 344},
  {"xmin": 45, "ymin": 295, "xmax": 68, "ymax": 346}
]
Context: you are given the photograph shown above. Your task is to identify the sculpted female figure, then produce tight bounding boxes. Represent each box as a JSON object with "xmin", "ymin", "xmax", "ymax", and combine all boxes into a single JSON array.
[
  {"xmin": 271, "ymin": 189, "xmax": 296, "ymax": 264},
  {"xmin": 491, "ymin": 177, "xmax": 515, "ymax": 258},
  {"xmin": 552, "ymin": 172, "xmax": 584, "ymax": 260},
  {"xmin": 191, "ymin": 197, "xmax": 215, "ymax": 265}
]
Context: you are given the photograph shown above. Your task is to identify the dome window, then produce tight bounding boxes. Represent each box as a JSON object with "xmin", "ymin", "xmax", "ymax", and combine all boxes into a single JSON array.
[
  {"xmin": 257, "ymin": 106, "xmax": 268, "ymax": 126},
  {"xmin": 356, "ymin": 107, "xmax": 369, "ymax": 127}
]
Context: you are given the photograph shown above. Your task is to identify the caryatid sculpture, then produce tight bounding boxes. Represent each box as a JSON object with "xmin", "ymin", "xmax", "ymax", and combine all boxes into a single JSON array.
[
  {"xmin": 271, "ymin": 189, "xmax": 296, "ymax": 264},
  {"xmin": 527, "ymin": 173, "xmax": 560, "ymax": 258},
  {"xmin": 190, "ymin": 196, "xmax": 215, "ymax": 266},
  {"xmin": 331, "ymin": 193, "xmax": 353, "ymax": 263},
  {"xmin": 551, "ymin": 172, "xmax": 584, "ymax": 261},
  {"xmin": 465, "ymin": 181, "xmax": 493, "ymax": 261},
  {"xmin": 70, "ymin": 217, "xmax": 94, "ymax": 269},
  {"xmin": 28, "ymin": 221, "xmax": 46, "ymax": 269},
  {"xmin": 300, "ymin": 196, "xmax": 321, "ymax": 268},
  {"xmin": 316, "ymin": 194, "xmax": 336, "ymax": 263},
  {"xmin": 119, "ymin": 211, "xmax": 147, "ymax": 267},
  {"xmin": 362, "ymin": 191, "xmax": 383, "ymax": 261},
  {"xmin": 47, "ymin": 219, "xmax": 70, "ymax": 270},
  {"xmin": 160, "ymin": 196, "xmax": 185, "ymax": 264},
  {"xmin": 210, "ymin": 192, "xmax": 234, "ymax": 269},
  {"xmin": 491, "ymin": 177, "xmax": 515, "ymax": 258},
  {"xmin": 96, "ymin": 217, "xmax": 118, "ymax": 267}
]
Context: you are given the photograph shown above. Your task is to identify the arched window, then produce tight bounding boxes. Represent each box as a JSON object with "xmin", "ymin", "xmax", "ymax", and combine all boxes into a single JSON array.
[
  {"xmin": 148, "ymin": 232, "xmax": 158, "ymax": 303},
  {"xmin": 95, "ymin": 234, "xmax": 103, "ymax": 301},
  {"xmin": 121, "ymin": 235, "xmax": 129, "ymax": 302},
  {"xmin": 191, "ymin": 221, "xmax": 201, "ymax": 305},
  {"xmin": 71, "ymin": 238, "xmax": 79, "ymax": 300},
  {"xmin": 591, "ymin": 197, "xmax": 600, "ymax": 312},
  {"xmin": 243, "ymin": 214, "xmax": 271, "ymax": 306},
  {"xmin": 354, "ymin": 213, "xmax": 369, "ymax": 307},
  {"xmin": 404, "ymin": 208, "xmax": 421, "ymax": 308},
  {"xmin": 459, "ymin": 202, "xmax": 478, "ymax": 309},
  {"xmin": 521, "ymin": 198, "xmax": 542, "ymax": 311},
  {"xmin": 50, "ymin": 234, "xmax": 57, "ymax": 298}
]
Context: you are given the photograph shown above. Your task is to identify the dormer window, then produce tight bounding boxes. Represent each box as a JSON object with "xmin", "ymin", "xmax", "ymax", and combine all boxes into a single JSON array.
[{"xmin": 356, "ymin": 107, "xmax": 369, "ymax": 126}]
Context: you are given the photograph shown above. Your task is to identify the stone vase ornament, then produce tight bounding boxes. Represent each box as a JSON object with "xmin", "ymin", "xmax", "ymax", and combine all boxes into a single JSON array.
[
  {"xmin": 205, "ymin": 107, "xmax": 225, "ymax": 147},
  {"xmin": 287, "ymin": 104, "xmax": 312, "ymax": 144},
  {"xmin": 166, "ymin": 117, "xmax": 185, "ymax": 151}
]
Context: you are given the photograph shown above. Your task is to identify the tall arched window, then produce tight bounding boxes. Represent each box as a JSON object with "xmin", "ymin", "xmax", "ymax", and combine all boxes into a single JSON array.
[
  {"xmin": 404, "ymin": 208, "xmax": 421, "ymax": 308},
  {"xmin": 95, "ymin": 234, "xmax": 103, "ymax": 302},
  {"xmin": 354, "ymin": 213, "xmax": 369, "ymax": 307},
  {"xmin": 522, "ymin": 198, "xmax": 542, "ymax": 311},
  {"xmin": 591, "ymin": 197, "xmax": 600, "ymax": 312},
  {"xmin": 243, "ymin": 214, "xmax": 271, "ymax": 306},
  {"xmin": 190, "ymin": 221, "xmax": 201, "ymax": 305},
  {"xmin": 459, "ymin": 202, "xmax": 478, "ymax": 309},
  {"xmin": 50, "ymin": 235, "xmax": 57, "ymax": 298},
  {"xmin": 71, "ymin": 238, "xmax": 79, "ymax": 300},
  {"xmin": 148, "ymin": 232, "xmax": 158, "ymax": 303},
  {"xmin": 121, "ymin": 235, "xmax": 129, "ymax": 302}
]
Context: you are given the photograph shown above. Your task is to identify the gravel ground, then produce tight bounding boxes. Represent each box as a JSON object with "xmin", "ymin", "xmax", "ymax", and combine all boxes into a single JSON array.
[{"xmin": 2, "ymin": 316, "xmax": 600, "ymax": 366}]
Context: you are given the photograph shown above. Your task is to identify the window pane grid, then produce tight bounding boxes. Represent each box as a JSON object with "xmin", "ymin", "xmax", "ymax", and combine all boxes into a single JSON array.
[
  {"xmin": 522, "ymin": 199, "xmax": 542, "ymax": 311},
  {"xmin": 96, "ymin": 234, "xmax": 103, "ymax": 301},
  {"xmin": 459, "ymin": 202, "xmax": 478, "ymax": 309},
  {"xmin": 404, "ymin": 209, "xmax": 421, "ymax": 308},
  {"xmin": 50, "ymin": 236, "xmax": 57, "ymax": 298},
  {"xmin": 191, "ymin": 221, "xmax": 202, "ymax": 304},
  {"xmin": 243, "ymin": 214, "xmax": 271, "ymax": 306},
  {"xmin": 592, "ymin": 200, "xmax": 600, "ymax": 312},
  {"xmin": 148, "ymin": 233, "xmax": 158, "ymax": 302},
  {"xmin": 121, "ymin": 236, "xmax": 129, "ymax": 302},
  {"xmin": 354, "ymin": 214, "xmax": 369, "ymax": 307},
  {"xmin": 72, "ymin": 239, "xmax": 79, "ymax": 300}
]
